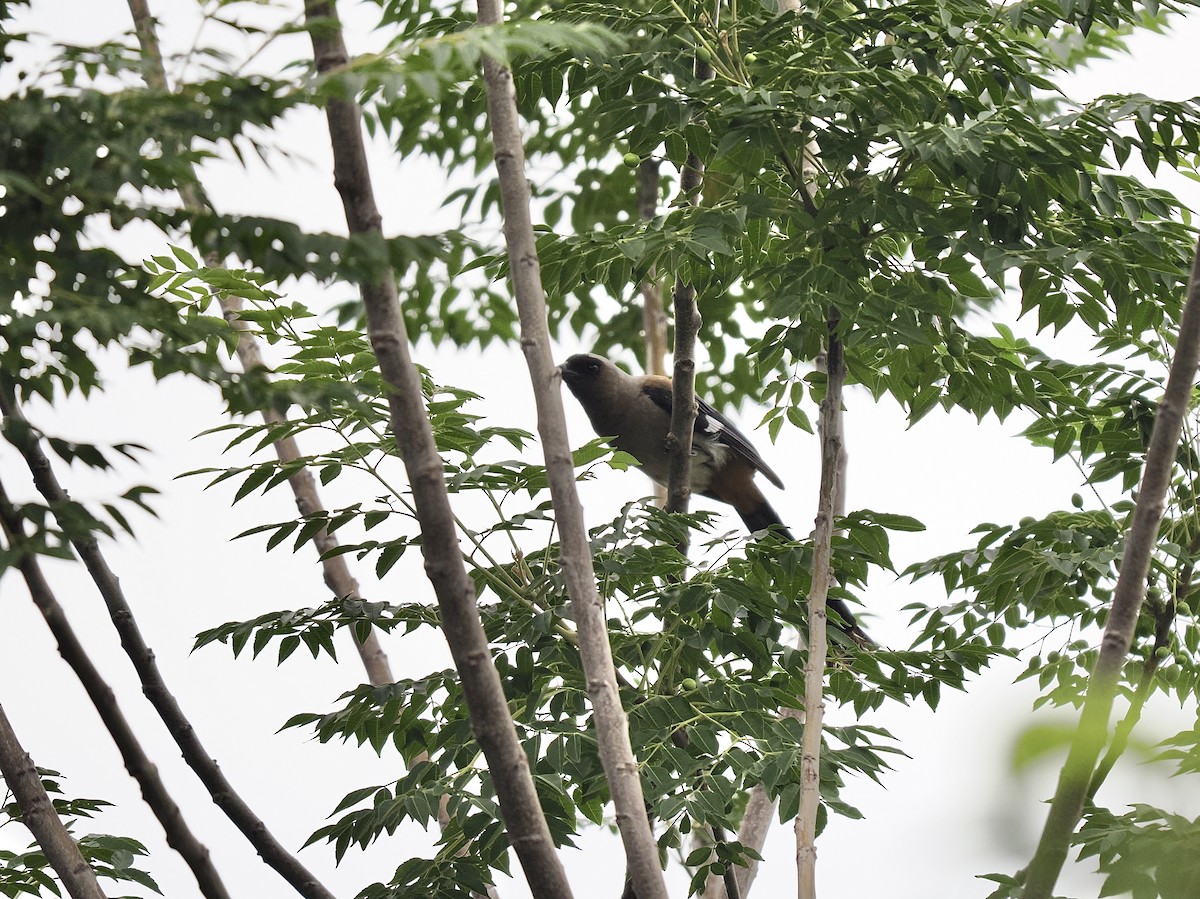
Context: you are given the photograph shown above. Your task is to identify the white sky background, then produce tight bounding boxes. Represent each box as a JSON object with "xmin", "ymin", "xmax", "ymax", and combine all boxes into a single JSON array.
[{"xmin": 2, "ymin": 2, "xmax": 1200, "ymax": 898}]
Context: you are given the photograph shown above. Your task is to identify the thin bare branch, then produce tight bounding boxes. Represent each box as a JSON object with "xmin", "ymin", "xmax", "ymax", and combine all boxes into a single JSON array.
[
  {"xmin": 0, "ymin": 703, "xmax": 108, "ymax": 899},
  {"xmin": 0, "ymin": 480, "xmax": 231, "ymax": 899},
  {"xmin": 1022, "ymin": 234, "xmax": 1200, "ymax": 898},
  {"xmin": 125, "ymin": 0, "xmax": 393, "ymax": 687},
  {"xmin": 302, "ymin": 3, "xmax": 573, "ymax": 896},
  {"xmin": 471, "ymin": 3, "xmax": 668, "ymax": 897},
  {"xmin": 0, "ymin": 394, "xmax": 337, "ymax": 899}
]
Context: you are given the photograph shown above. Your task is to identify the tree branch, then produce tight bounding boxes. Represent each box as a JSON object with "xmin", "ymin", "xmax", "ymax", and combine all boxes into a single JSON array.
[
  {"xmin": 0, "ymin": 394, "xmax": 337, "ymax": 899},
  {"xmin": 711, "ymin": 0, "xmax": 846, "ymax": 883},
  {"xmin": 795, "ymin": 311, "xmax": 843, "ymax": 899},
  {"xmin": 472, "ymin": 3, "xmax": 668, "ymax": 898},
  {"xmin": 125, "ymin": 0, "xmax": 393, "ymax": 688},
  {"xmin": 1021, "ymin": 234, "xmax": 1200, "ymax": 899},
  {"xmin": 638, "ymin": 159, "xmax": 668, "ymax": 382},
  {"xmin": 664, "ymin": 56, "xmax": 712, "ymax": 520},
  {"xmin": 710, "ymin": 823, "xmax": 743, "ymax": 899},
  {"xmin": 0, "ymin": 480, "xmax": 231, "ymax": 899},
  {"xmin": 638, "ymin": 159, "xmax": 669, "ymax": 507},
  {"xmin": 302, "ymin": 3, "xmax": 574, "ymax": 896},
  {"xmin": 1086, "ymin": 595, "xmax": 1175, "ymax": 801},
  {"xmin": 0, "ymin": 703, "xmax": 108, "ymax": 899}
]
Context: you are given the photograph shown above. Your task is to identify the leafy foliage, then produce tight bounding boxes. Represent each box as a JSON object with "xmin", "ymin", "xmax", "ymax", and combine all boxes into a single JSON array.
[
  {"xmin": 0, "ymin": 769, "xmax": 159, "ymax": 898},
  {"xmin": 1076, "ymin": 805, "xmax": 1200, "ymax": 899}
]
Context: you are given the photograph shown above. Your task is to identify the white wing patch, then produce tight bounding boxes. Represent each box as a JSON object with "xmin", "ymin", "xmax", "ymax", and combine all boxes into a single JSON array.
[{"xmin": 689, "ymin": 435, "xmax": 730, "ymax": 493}]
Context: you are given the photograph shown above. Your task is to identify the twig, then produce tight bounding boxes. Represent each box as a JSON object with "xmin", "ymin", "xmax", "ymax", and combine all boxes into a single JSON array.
[
  {"xmin": 0, "ymin": 480, "xmax": 231, "ymax": 899},
  {"xmin": 1021, "ymin": 234, "xmax": 1200, "ymax": 899},
  {"xmin": 795, "ymin": 311, "xmax": 843, "ymax": 899},
  {"xmin": 0, "ymin": 393, "xmax": 338, "ymax": 899},
  {"xmin": 302, "ymin": 2, "xmax": 573, "ymax": 896},
  {"xmin": 124, "ymin": 0, "xmax": 393, "ymax": 688},
  {"xmin": 0, "ymin": 703, "xmax": 108, "ymax": 899},
  {"xmin": 471, "ymin": 2, "xmax": 667, "ymax": 897}
]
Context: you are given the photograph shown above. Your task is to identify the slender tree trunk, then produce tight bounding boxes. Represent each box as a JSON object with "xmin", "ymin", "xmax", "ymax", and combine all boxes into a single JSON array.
[
  {"xmin": 1022, "ymin": 234, "xmax": 1200, "ymax": 898},
  {"xmin": 709, "ymin": 0, "xmax": 838, "ymax": 889},
  {"xmin": 795, "ymin": 312, "xmax": 843, "ymax": 899},
  {"xmin": 220, "ymin": 297, "xmax": 394, "ymax": 683},
  {"xmin": 472, "ymin": 3, "xmax": 669, "ymax": 897},
  {"xmin": 302, "ymin": 4, "xmax": 574, "ymax": 896}
]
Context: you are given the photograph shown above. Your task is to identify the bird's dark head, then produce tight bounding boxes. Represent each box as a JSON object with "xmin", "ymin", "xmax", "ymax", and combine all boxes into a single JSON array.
[
  {"xmin": 559, "ymin": 353, "xmax": 628, "ymax": 434},
  {"xmin": 559, "ymin": 353, "xmax": 612, "ymax": 398}
]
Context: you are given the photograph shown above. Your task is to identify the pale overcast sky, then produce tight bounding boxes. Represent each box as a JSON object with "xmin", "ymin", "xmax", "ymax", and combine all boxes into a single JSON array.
[{"xmin": 2, "ymin": 3, "xmax": 1199, "ymax": 898}]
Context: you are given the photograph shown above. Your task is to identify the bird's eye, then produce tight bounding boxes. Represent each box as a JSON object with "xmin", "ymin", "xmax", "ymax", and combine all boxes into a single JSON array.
[{"xmin": 587, "ymin": 360, "xmax": 599, "ymax": 373}]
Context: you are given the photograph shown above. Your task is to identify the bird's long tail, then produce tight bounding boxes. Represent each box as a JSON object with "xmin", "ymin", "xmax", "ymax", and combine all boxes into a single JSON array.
[{"xmin": 737, "ymin": 498, "xmax": 872, "ymax": 647}]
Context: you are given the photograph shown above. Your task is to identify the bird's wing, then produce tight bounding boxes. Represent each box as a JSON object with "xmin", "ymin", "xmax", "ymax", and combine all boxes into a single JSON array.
[{"xmin": 639, "ymin": 379, "xmax": 784, "ymax": 490}]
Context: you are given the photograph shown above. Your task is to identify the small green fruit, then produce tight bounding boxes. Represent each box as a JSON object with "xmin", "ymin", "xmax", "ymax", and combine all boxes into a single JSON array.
[
  {"xmin": 1071, "ymin": 493, "xmax": 1083, "ymax": 508},
  {"xmin": 680, "ymin": 677, "xmax": 698, "ymax": 691},
  {"xmin": 695, "ymin": 46, "xmax": 713, "ymax": 63},
  {"xmin": 1160, "ymin": 666, "xmax": 1180, "ymax": 684},
  {"xmin": 623, "ymin": 152, "xmax": 641, "ymax": 168},
  {"xmin": 1177, "ymin": 601, "xmax": 1193, "ymax": 617},
  {"xmin": 744, "ymin": 52, "xmax": 759, "ymax": 64}
]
